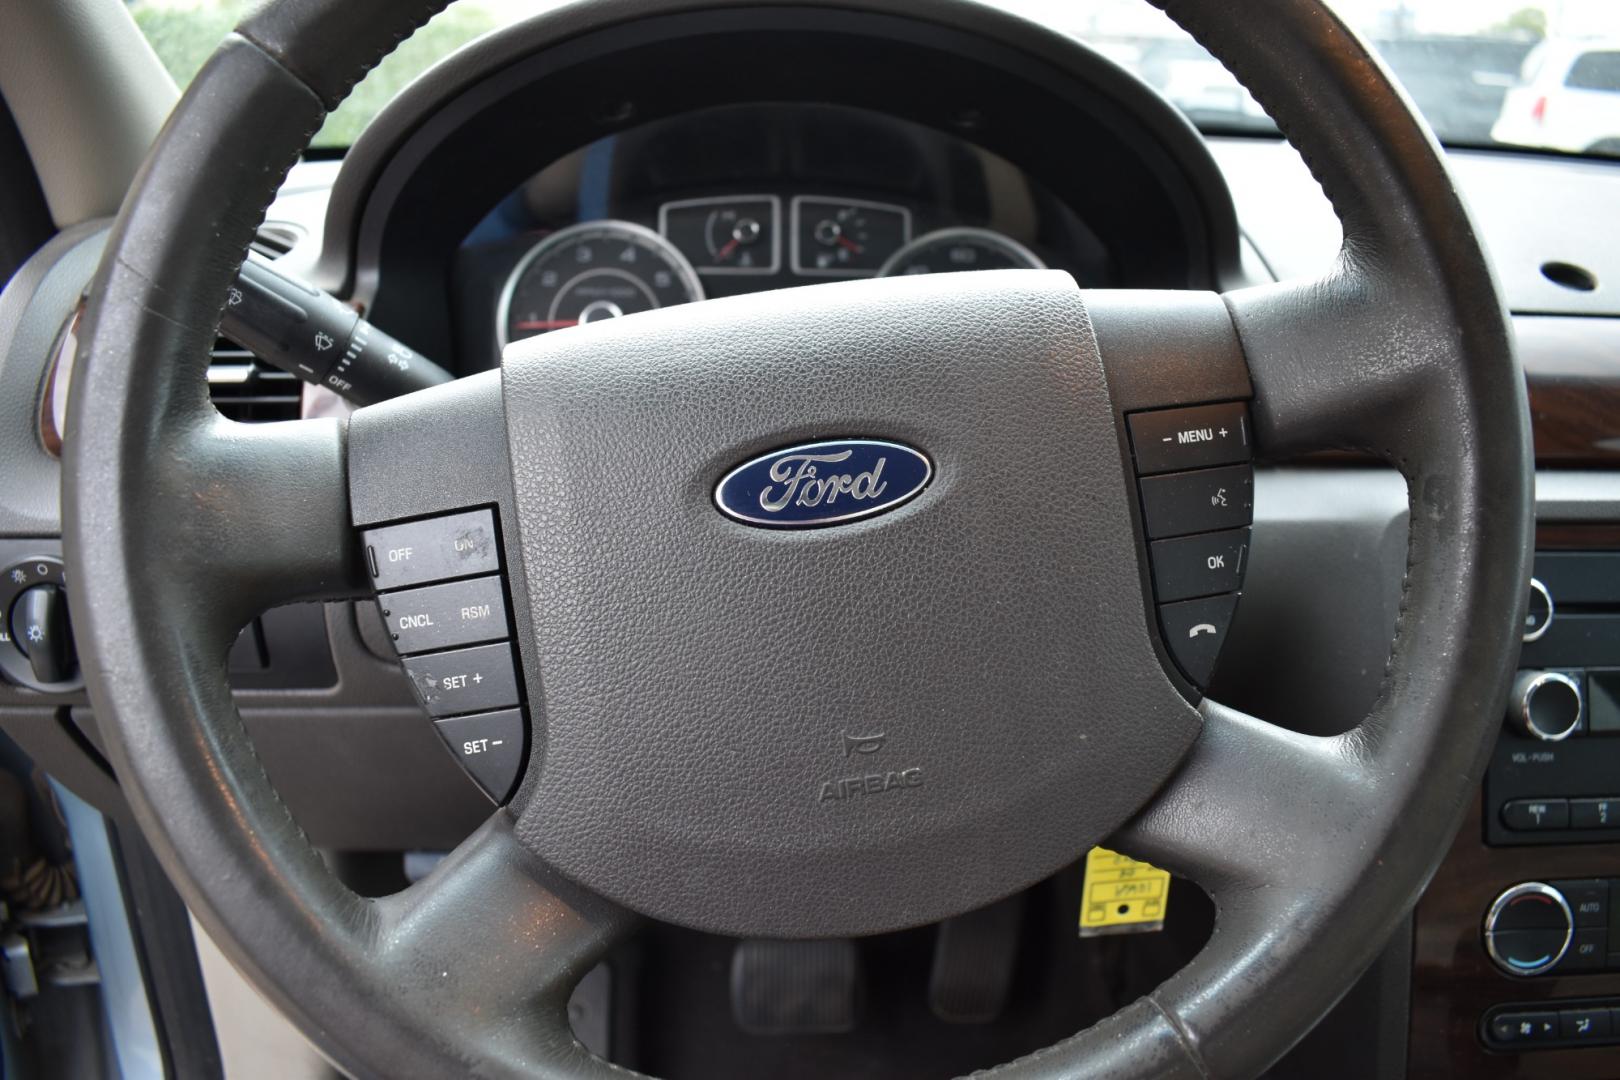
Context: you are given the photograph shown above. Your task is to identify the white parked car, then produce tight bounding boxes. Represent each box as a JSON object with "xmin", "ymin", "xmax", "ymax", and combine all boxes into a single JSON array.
[{"xmin": 1493, "ymin": 38, "xmax": 1620, "ymax": 155}]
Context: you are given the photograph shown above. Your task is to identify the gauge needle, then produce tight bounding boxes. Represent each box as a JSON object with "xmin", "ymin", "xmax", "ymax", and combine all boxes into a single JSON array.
[
  {"xmin": 513, "ymin": 319, "xmax": 580, "ymax": 330},
  {"xmin": 713, "ymin": 238, "xmax": 740, "ymax": 262},
  {"xmin": 836, "ymin": 236, "xmax": 864, "ymax": 254}
]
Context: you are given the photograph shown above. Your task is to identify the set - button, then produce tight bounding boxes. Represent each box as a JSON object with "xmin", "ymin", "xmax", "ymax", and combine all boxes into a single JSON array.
[
  {"xmin": 360, "ymin": 508, "xmax": 527, "ymax": 804},
  {"xmin": 1126, "ymin": 401, "xmax": 1255, "ymax": 690}
]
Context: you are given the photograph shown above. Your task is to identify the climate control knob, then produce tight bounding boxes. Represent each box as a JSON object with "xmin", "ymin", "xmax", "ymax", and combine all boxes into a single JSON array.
[
  {"xmin": 1507, "ymin": 670, "xmax": 1583, "ymax": 742},
  {"xmin": 1484, "ymin": 882, "xmax": 1573, "ymax": 977}
]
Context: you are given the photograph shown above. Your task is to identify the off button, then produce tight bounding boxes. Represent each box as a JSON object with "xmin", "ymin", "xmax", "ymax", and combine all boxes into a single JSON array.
[{"xmin": 362, "ymin": 509, "xmax": 500, "ymax": 590}]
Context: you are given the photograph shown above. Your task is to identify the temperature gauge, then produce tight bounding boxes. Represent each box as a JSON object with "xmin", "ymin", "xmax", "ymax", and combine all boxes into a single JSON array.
[
  {"xmin": 660, "ymin": 195, "xmax": 781, "ymax": 276},
  {"xmin": 878, "ymin": 228, "xmax": 1045, "ymax": 276},
  {"xmin": 791, "ymin": 197, "xmax": 910, "ymax": 277}
]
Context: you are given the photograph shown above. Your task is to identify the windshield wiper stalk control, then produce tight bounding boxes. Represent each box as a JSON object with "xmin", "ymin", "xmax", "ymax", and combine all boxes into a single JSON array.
[{"xmin": 221, "ymin": 254, "xmax": 453, "ymax": 406}]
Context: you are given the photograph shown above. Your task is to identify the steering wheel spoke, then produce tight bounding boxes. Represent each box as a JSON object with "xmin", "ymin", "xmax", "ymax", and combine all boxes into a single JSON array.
[
  {"xmin": 364, "ymin": 815, "xmax": 637, "ymax": 1077},
  {"xmin": 157, "ymin": 414, "xmax": 367, "ymax": 639},
  {"xmin": 1114, "ymin": 702, "xmax": 1370, "ymax": 897},
  {"xmin": 1226, "ymin": 268, "xmax": 1474, "ymax": 462}
]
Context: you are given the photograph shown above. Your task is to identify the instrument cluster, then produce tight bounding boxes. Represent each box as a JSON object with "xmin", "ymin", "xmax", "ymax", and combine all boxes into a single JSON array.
[{"xmin": 498, "ymin": 195, "xmax": 1050, "ymax": 348}]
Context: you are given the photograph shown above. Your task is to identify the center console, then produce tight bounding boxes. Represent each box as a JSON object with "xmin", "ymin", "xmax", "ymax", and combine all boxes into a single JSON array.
[{"xmin": 1412, "ymin": 536, "xmax": 1620, "ymax": 1078}]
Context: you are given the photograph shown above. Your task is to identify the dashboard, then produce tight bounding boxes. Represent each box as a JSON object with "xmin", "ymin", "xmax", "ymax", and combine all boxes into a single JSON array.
[
  {"xmin": 1, "ymin": 3, "xmax": 1619, "ymax": 1077},
  {"xmin": 451, "ymin": 105, "xmax": 1114, "ymax": 365}
]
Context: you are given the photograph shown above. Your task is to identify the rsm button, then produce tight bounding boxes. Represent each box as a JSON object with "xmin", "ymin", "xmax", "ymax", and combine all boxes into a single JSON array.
[{"xmin": 378, "ymin": 575, "xmax": 508, "ymax": 656}]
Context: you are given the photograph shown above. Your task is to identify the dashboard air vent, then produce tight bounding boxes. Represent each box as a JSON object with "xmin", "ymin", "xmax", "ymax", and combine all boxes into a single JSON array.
[
  {"xmin": 207, "ymin": 339, "xmax": 302, "ymax": 423},
  {"xmin": 249, "ymin": 222, "xmax": 303, "ymax": 260}
]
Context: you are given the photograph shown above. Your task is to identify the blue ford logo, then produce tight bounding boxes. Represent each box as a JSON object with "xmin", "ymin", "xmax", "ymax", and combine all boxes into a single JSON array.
[{"xmin": 714, "ymin": 439, "xmax": 932, "ymax": 528}]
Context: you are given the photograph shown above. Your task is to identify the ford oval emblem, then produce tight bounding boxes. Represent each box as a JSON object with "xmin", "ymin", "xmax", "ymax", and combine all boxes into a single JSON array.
[{"xmin": 714, "ymin": 439, "xmax": 932, "ymax": 528}]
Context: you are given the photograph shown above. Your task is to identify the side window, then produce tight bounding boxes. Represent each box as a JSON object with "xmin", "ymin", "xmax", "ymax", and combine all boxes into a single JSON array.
[{"xmin": 1566, "ymin": 51, "xmax": 1620, "ymax": 93}]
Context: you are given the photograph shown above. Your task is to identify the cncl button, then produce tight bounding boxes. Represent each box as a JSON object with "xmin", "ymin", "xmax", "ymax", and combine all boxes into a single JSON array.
[{"xmin": 378, "ymin": 575, "xmax": 508, "ymax": 656}]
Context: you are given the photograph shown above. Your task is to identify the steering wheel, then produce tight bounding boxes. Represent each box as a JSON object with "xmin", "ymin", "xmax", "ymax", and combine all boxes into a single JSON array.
[{"xmin": 64, "ymin": 0, "xmax": 1531, "ymax": 1075}]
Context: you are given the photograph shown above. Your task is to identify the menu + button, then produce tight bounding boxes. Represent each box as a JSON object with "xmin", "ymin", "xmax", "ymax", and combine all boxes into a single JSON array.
[{"xmin": 1129, "ymin": 402, "xmax": 1252, "ymax": 475}]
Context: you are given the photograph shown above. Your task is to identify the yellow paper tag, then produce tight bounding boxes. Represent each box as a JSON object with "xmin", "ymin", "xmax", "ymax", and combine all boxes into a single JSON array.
[{"xmin": 1078, "ymin": 847, "xmax": 1171, "ymax": 937}]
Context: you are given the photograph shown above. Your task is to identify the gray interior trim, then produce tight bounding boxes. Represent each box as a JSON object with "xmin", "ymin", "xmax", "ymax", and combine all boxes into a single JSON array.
[
  {"xmin": 0, "ymin": 222, "xmax": 106, "ymax": 536},
  {"xmin": 1535, "ymin": 470, "xmax": 1620, "ymax": 521},
  {"xmin": 0, "ymin": 0, "xmax": 176, "ymax": 228}
]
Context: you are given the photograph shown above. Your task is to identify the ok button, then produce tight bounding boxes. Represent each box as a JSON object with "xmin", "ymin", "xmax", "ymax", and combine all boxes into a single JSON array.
[{"xmin": 1150, "ymin": 528, "xmax": 1249, "ymax": 603}]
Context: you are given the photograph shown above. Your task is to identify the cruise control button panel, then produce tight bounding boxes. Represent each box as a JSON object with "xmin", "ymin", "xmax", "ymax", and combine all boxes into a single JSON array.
[
  {"xmin": 361, "ymin": 507, "xmax": 529, "ymax": 804},
  {"xmin": 1125, "ymin": 401, "xmax": 1254, "ymax": 691}
]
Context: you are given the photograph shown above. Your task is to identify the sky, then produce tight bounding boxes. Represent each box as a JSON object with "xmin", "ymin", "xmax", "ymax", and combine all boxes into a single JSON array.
[{"xmin": 982, "ymin": 0, "xmax": 1620, "ymax": 39}]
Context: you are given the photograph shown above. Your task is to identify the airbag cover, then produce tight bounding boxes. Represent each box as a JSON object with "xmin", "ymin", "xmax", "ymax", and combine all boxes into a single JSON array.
[{"xmin": 500, "ymin": 271, "xmax": 1199, "ymax": 936}]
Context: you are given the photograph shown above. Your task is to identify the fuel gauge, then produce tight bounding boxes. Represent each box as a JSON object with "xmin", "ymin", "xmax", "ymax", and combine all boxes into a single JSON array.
[
  {"xmin": 791, "ymin": 196, "xmax": 911, "ymax": 277},
  {"xmin": 659, "ymin": 195, "xmax": 781, "ymax": 276}
]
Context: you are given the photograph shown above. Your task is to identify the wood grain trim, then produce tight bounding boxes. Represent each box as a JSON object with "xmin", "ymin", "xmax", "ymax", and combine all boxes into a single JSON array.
[
  {"xmin": 1410, "ymin": 796, "xmax": 1620, "ymax": 1078},
  {"xmin": 1520, "ymin": 316, "xmax": 1620, "ymax": 468}
]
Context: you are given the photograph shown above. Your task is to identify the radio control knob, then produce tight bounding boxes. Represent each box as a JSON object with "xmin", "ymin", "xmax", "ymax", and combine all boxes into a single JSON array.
[
  {"xmin": 1508, "ymin": 670, "xmax": 1582, "ymax": 742},
  {"xmin": 1484, "ymin": 883, "xmax": 1573, "ymax": 977},
  {"xmin": 1523, "ymin": 577, "xmax": 1553, "ymax": 641}
]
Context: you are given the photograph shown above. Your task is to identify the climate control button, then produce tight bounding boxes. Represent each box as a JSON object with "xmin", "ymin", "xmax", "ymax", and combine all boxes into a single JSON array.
[{"xmin": 1485, "ymin": 882, "xmax": 1574, "ymax": 977}]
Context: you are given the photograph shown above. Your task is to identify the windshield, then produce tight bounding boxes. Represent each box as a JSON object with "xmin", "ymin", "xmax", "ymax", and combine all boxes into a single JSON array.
[{"xmin": 131, "ymin": 0, "xmax": 1620, "ymax": 158}]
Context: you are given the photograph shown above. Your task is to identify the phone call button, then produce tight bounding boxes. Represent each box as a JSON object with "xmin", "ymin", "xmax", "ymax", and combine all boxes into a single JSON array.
[{"xmin": 1158, "ymin": 593, "xmax": 1239, "ymax": 690}]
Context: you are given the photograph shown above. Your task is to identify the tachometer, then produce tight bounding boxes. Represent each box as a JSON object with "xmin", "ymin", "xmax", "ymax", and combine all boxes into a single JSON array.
[
  {"xmin": 497, "ymin": 220, "xmax": 703, "ymax": 347},
  {"xmin": 878, "ymin": 227, "xmax": 1045, "ymax": 277}
]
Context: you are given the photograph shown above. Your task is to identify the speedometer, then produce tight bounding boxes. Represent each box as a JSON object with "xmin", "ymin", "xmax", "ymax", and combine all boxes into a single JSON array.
[
  {"xmin": 877, "ymin": 227, "xmax": 1045, "ymax": 277},
  {"xmin": 497, "ymin": 220, "xmax": 703, "ymax": 348}
]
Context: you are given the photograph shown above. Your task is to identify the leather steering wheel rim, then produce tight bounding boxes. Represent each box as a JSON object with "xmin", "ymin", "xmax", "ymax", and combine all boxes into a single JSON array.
[{"xmin": 65, "ymin": 0, "xmax": 1532, "ymax": 1077}]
